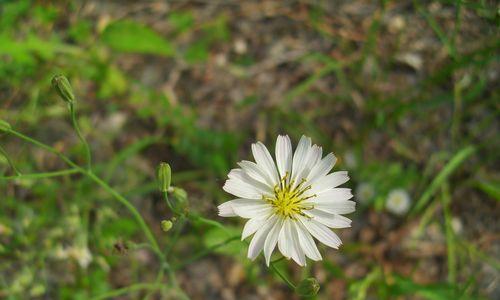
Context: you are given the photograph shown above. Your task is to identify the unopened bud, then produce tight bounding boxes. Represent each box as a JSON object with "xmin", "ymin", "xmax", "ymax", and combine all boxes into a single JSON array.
[
  {"xmin": 0, "ymin": 119, "xmax": 11, "ymax": 132},
  {"xmin": 157, "ymin": 162, "xmax": 172, "ymax": 192},
  {"xmin": 52, "ymin": 74, "xmax": 75, "ymax": 104},
  {"xmin": 172, "ymin": 187, "xmax": 187, "ymax": 202},
  {"xmin": 161, "ymin": 220, "xmax": 173, "ymax": 232},
  {"xmin": 295, "ymin": 278, "xmax": 320, "ymax": 297}
]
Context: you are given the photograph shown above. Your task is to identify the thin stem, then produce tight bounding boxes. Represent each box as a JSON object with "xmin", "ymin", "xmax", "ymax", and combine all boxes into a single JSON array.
[
  {"xmin": 173, "ymin": 235, "xmax": 241, "ymax": 270},
  {"xmin": 162, "ymin": 191, "xmax": 176, "ymax": 214},
  {"xmin": 5, "ymin": 128, "xmax": 178, "ymax": 287},
  {"xmin": 0, "ymin": 144, "xmax": 21, "ymax": 175},
  {"xmin": 85, "ymin": 171, "xmax": 162, "ymax": 257},
  {"xmin": 69, "ymin": 103, "xmax": 92, "ymax": 172},
  {"xmin": 91, "ymin": 283, "xmax": 165, "ymax": 300},
  {"xmin": 7, "ymin": 130, "xmax": 78, "ymax": 168},
  {"xmin": 0, "ymin": 169, "xmax": 79, "ymax": 180},
  {"xmin": 270, "ymin": 259, "xmax": 296, "ymax": 289},
  {"xmin": 165, "ymin": 215, "xmax": 187, "ymax": 257},
  {"xmin": 188, "ymin": 214, "xmax": 230, "ymax": 234}
]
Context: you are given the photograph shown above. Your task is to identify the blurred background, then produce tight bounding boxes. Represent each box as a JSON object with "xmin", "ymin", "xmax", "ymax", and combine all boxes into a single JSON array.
[{"xmin": 0, "ymin": 0, "xmax": 499, "ymax": 299}]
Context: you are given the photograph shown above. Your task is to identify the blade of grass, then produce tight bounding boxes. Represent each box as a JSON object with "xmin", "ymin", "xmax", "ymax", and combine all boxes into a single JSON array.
[
  {"xmin": 412, "ymin": 146, "xmax": 475, "ymax": 214},
  {"xmin": 441, "ymin": 182, "xmax": 457, "ymax": 284},
  {"xmin": 284, "ymin": 61, "xmax": 339, "ymax": 105},
  {"xmin": 414, "ymin": 0, "xmax": 457, "ymax": 59}
]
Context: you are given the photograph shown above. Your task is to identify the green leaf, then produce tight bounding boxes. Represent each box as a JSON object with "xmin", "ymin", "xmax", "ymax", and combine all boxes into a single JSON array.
[
  {"xmin": 203, "ymin": 225, "xmax": 244, "ymax": 256},
  {"xmin": 101, "ymin": 20, "xmax": 174, "ymax": 56},
  {"xmin": 389, "ymin": 276, "xmax": 468, "ymax": 300},
  {"xmin": 168, "ymin": 11, "xmax": 194, "ymax": 33},
  {"xmin": 475, "ymin": 179, "xmax": 500, "ymax": 201}
]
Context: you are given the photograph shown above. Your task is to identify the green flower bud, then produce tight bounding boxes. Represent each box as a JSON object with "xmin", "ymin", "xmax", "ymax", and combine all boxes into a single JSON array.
[
  {"xmin": 51, "ymin": 74, "xmax": 75, "ymax": 104},
  {"xmin": 161, "ymin": 220, "xmax": 173, "ymax": 232},
  {"xmin": 157, "ymin": 162, "xmax": 171, "ymax": 193},
  {"xmin": 295, "ymin": 278, "xmax": 320, "ymax": 297},
  {"xmin": 0, "ymin": 119, "xmax": 11, "ymax": 132},
  {"xmin": 172, "ymin": 187, "xmax": 187, "ymax": 202}
]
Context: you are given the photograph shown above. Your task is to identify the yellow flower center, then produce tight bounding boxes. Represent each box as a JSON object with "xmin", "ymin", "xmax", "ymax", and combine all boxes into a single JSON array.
[{"xmin": 264, "ymin": 173, "xmax": 315, "ymax": 219}]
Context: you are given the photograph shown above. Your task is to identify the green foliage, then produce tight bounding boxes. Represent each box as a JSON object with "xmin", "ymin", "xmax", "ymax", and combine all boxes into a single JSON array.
[
  {"xmin": 0, "ymin": 0, "xmax": 497, "ymax": 299},
  {"xmin": 203, "ymin": 226, "xmax": 245, "ymax": 256},
  {"xmin": 388, "ymin": 276, "xmax": 467, "ymax": 300},
  {"xmin": 168, "ymin": 11, "xmax": 194, "ymax": 34},
  {"xmin": 101, "ymin": 20, "xmax": 174, "ymax": 56}
]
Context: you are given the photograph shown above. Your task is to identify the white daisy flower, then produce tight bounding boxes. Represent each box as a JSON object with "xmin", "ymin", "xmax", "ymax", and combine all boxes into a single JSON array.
[
  {"xmin": 385, "ymin": 188, "xmax": 411, "ymax": 216},
  {"xmin": 355, "ymin": 182, "xmax": 375, "ymax": 204},
  {"xmin": 218, "ymin": 135, "xmax": 354, "ymax": 266}
]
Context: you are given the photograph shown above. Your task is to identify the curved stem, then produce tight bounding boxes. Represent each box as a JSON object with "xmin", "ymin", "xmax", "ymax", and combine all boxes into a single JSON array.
[
  {"xmin": 69, "ymin": 103, "xmax": 92, "ymax": 172},
  {"xmin": 162, "ymin": 191, "xmax": 176, "ymax": 214},
  {"xmin": 0, "ymin": 144, "xmax": 21, "ymax": 175},
  {"xmin": 270, "ymin": 260, "xmax": 296, "ymax": 289},
  {"xmin": 7, "ymin": 130, "xmax": 79, "ymax": 168},
  {"xmin": 0, "ymin": 169, "xmax": 79, "ymax": 180},
  {"xmin": 165, "ymin": 216, "xmax": 187, "ymax": 257},
  {"xmin": 4, "ymin": 129, "xmax": 178, "ymax": 287},
  {"xmin": 85, "ymin": 172, "xmax": 161, "ymax": 255}
]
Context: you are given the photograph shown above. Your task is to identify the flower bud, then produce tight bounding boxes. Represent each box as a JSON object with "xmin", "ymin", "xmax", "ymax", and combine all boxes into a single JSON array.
[
  {"xmin": 157, "ymin": 162, "xmax": 172, "ymax": 193},
  {"xmin": 0, "ymin": 119, "xmax": 11, "ymax": 132},
  {"xmin": 295, "ymin": 278, "xmax": 320, "ymax": 297},
  {"xmin": 51, "ymin": 74, "xmax": 75, "ymax": 104},
  {"xmin": 172, "ymin": 187, "xmax": 187, "ymax": 202},
  {"xmin": 161, "ymin": 220, "xmax": 173, "ymax": 232}
]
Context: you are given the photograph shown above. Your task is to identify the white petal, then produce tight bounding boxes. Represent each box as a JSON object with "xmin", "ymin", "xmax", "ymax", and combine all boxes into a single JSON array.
[
  {"xmin": 288, "ymin": 221, "xmax": 306, "ymax": 266},
  {"xmin": 306, "ymin": 153, "xmax": 337, "ymax": 185},
  {"xmin": 227, "ymin": 169, "xmax": 273, "ymax": 196},
  {"xmin": 275, "ymin": 135, "xmax": 293, "ymax": 179},
  {"xmin": 217, "ymin": 201, "xmax": 237, "ymax": 217},
  {"xmin": 223, "ymin": 179, "xmax": 262, "ymax": 199},
  {"xmin": 263, "ymin": 218, "xmax": 283, "ymax": 265},
  {"xmin": 242, "ymin": 217, "xmax": 268, "ymax": 240},
  {"xmin": 295, "ymin": 221, "xmax": 322, "ymax": 261},
  {"xmin": 312, "ymin": 200, "xmax": 356, "ymax": 215},
  {"xmin": 298, "ymin": 216, "xmax": 342, "ymax": 249},
  {"xmin": 238, "ymin": 160, "xmax": 274, "ymax": 188},
  {"xmin": 292, "ymin": 145, "xmax": 322, "ymax": 190},
  {"xmin": 311, "ymin": 188, "xmax": 354, "ymax": 202},
  {"xmin": 252, "ymin": 142, "xmax": 279, "ymax": 186},
  {"xmin": 277, "ymin": 219, "xmax": 292, "ymax": 259},
  {"xmin": 304, "ymin": 209, "xmax": 352, "ymax": 228},
  {"xmin": 248, "ymin": 215, "xmax": 277, "ymax": 260},
  {"xmin": 229, "ymin": 199, "xmax": 273, "ymax": 218},
  {"xmin": 291, "ymin": 136, "xmax": 312, "ymax": 185},
  {"xmin": 310, "ymin": 171, "xmax": 349, "ymax": 194}
]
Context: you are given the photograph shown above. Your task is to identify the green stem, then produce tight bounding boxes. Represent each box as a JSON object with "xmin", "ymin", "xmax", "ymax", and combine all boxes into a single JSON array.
[
  {"xmin": 270, "ymin": 259, "xmax": 296, "ymax": 289},
  {"xmin": 8, "ymin": 130, "xmax": 78, "ymax": 168},
  {"xmin": 162, "ymin": 191, "xmax": 176, "ymax": 214},
  {"xmin": 5, "ymin": 128, "xmax": 179, "ymax": 287},
  {"xmin": 85, "ymin": 172, "xmax": 161, "ymax": 255},
  {"xmin": 0, "ymin": 169, "xmax": 79, "ymax": 180},
  {"xmin": 69, "ymin": 103, "xmax": 92, "ymax": 172},
  {"xmin": 0, "ymin": 144, "xmax": 21, "ymax": 175},
  {"xmin": 91, "ymin": 283, "xmax": 165, "ymax": 300},
  {"xmin": 188, "ymin": 214, "xmax": 229, "ymax": 234},
  {"xmin": 165, "ymin": 215, "xmax": 187, "ymax": 257}
]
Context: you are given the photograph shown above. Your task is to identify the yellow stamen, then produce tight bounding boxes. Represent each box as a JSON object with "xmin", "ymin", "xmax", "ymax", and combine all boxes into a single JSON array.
[{"xmin": 269, "ymin": 173, "xmax": 315, "ymax": 219}]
